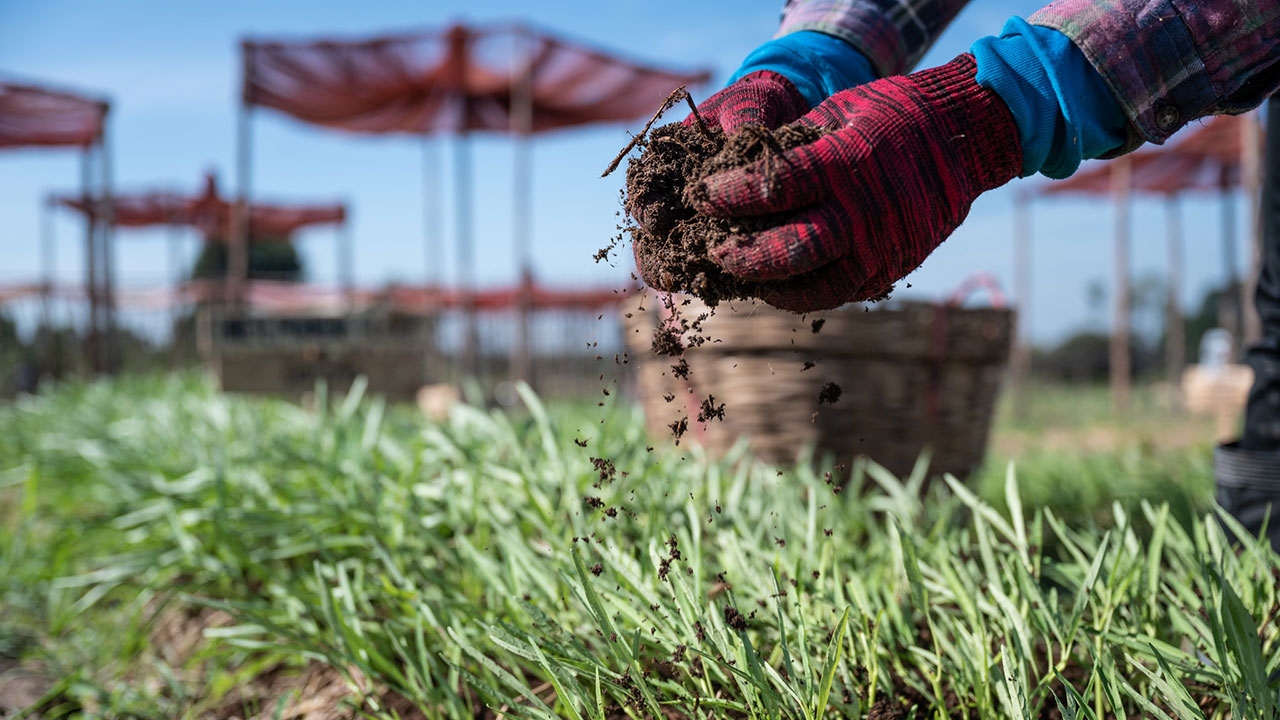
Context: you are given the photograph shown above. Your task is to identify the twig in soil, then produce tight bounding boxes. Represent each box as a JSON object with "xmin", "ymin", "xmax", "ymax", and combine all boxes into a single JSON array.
[
  {"xmin": 602, "ymin": 86, "xmax": 701, "ymax": 178},
  {"xmin": 682, "ymin": 91, "xmax": 711, "ymax": 140}
]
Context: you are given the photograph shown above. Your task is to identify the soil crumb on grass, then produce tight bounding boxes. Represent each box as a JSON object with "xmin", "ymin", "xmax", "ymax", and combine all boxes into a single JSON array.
[{"xmin": 722, "ymin": 606, "xmax": 748, "ymax": 632}]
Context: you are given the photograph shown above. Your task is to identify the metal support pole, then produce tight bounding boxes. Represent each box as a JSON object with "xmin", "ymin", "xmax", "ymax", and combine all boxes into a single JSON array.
[{"xmin": 1111, "ymin": 156, "xmax": 1132, "ymax": 413}]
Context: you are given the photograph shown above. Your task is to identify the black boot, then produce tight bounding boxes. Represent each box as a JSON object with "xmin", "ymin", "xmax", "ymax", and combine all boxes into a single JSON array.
[{"xmin": 1214, "ymin": 442, "xmax": 1280, "ymax": 548}]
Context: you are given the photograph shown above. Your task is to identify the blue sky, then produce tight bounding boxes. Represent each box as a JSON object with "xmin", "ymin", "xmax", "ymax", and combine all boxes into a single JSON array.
[{"xmin": 0, "ymin": 0, "xmax": 1256, "ymax": 344}]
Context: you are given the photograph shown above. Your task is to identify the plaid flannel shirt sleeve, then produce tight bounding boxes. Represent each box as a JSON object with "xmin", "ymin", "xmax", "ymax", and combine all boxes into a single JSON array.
[
  {"xmin": 1031, "ymin": 0, "xmax": 1280, "ymax": 153},
  {"xmin": 775, "ymin": 0, "xmax": 971, "ymax": 78}
]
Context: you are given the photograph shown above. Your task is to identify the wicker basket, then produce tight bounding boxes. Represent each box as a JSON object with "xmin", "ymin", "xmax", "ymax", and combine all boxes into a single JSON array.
[{"xmin": 624, "ymin": 291, "xmax": 1014, "ymax": 480}]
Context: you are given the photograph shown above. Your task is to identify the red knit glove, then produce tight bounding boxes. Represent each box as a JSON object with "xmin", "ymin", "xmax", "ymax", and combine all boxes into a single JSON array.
[
  {"xmin": 687, "ymin": 70, "xmax": 811, "ymax": 136},
  {"xmin": 690, "ymin": 54, "xmax": 1022, "ymax": 313}
]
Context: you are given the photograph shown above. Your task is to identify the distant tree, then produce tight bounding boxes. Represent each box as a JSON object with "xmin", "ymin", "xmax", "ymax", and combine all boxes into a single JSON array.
[
  {"xmin": 1085, "ymin": 278, "xmax": 1107, "ymax": 329},
  {"xmin": 1130, "ymin": 273, "xmax": 1167, "ymax": 349},
  {"xmin": 1032, "ymin": 330, "xmax": 1161, "ymax": 384},
  {"xmin": 1, "ymin": 313, "xmax": 35, "ymax": 396},
  {"xmin": 1171, "ymin": 282, "xmax": 1240, "ymax": 364},
  {"xmin": 192, "ymin": 238, "xmax": 304, "ymax": 282}
]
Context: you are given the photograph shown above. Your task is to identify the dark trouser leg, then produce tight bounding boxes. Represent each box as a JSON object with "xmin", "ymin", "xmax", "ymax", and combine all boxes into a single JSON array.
[{"xmin": 1215, "ymin": 96, "xmax": 1280, "ymax": 549}]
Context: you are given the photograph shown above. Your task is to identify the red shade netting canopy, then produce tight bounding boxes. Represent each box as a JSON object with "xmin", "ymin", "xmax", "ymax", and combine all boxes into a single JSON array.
[
  {"xmin": 0, "ymin": 81, "xmax": 108, "ymax": 149},
  {"xmin": 241, "ymin": 23, "xmax": 713, "ymax": 135},
  {"xmin": 1035, "ymin": 114, "xmax": 1262, "ymax": 197},
  {"xmin": 54, "ymin": 173, "xmax": 346, "ymax": 238}
]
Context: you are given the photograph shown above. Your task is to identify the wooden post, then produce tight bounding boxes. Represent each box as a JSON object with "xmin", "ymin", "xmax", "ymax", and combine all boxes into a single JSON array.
[
  {"xmin": 338, "ymin": 210, "xmax": 355, "ymax": 312},
  {"xmin": 1111, "ymin": 156, "xmax": 1132, "ymax": 413},
  {"xmin": 1219, "ymin": 177, "xmax": 1241, "ymax": 356},
  {"xmin": 1011, "ymin": 194, "xmax": 1032, "ymax": 420},
  {"xmin": 1243, "ymin": 111, "xmax": 1264, "ymax": 346},
  {"xmin": 511, "ymin": 26, "xmax": 534, "ymax": 388},
  {"xmin": 98, "ymin": 132, "xmax": 117, "ymax": 375},
  {"xmin": 1165, "ymin": 196, "xmax": 1185, "ymax": 400},
  {"xmin": 422, "ymin": 135, "xmax": 442, "ymax": 382},
  {"xmin": 448, "ymin": 26, "xmax": 479, "ymax": 385},
  {"xmin": 231, "ymin": 41, "xmax": 254, "ymax": 312},
  {"xmin": 423, "ymin": 137, "xmax": 443, "ymax": 288},
  {"xmin": 168, "ymin": 196, "xmax": 184, "ymax": 367},
  {"xmin": 40, "ymin": 195, "xmax": 56, "ymax": 374},
  {"xmin": 81, "ymin": 146, "xmax": 101, "ymax": 375},
  {"xmin": 456, "ymin": 134, "xmax": 478, "ymax": 382}
]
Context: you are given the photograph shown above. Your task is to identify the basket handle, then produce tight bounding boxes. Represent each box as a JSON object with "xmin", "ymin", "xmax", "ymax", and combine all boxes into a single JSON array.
[{"xmin": 946, "ymin": 273, "xmax": 1006, "ymax": 309}]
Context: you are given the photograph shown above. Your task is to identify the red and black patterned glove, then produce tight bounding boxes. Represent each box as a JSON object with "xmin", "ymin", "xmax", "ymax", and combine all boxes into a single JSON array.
[
  {"xmin": 686, "ymin": 70, "xmax": 811, "ymax": 136},
  {"xmin": 690, "ymin": 54, "xmax": 1023, "ymax": 313}
]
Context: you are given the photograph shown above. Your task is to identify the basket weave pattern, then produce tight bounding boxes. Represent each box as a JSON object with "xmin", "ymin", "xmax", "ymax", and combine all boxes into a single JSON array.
[{"xmin": 625, "ymin": 295, "xmax": 1014, "ymax": 479}]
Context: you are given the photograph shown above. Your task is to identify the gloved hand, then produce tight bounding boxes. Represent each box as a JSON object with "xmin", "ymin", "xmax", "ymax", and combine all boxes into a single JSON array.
[
  {"xmin": 686, "ymin": 70, "xmax": 812, "ymax": 136},
  {"xmin": 689, "ymin": 54, "xmax": 1023, "ymax": 313},
  {"xmin": 629, "ymin": 32, "xmax": 877, "ymax": 238}
]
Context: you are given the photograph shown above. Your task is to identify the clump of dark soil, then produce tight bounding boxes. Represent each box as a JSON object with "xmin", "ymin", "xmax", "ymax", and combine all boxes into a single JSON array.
[
  {"xmin": 722, "ymin": 606, "xmax": 748, "ymax": 632},
  {"xmin": 620, "ymin": 121, "xmax": 825, "ymax": 306}
]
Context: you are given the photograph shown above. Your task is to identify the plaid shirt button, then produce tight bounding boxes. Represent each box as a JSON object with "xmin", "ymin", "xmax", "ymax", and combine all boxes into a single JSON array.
[{"xmin": 1155, "ymin": 103, "xmax": 1181, "ymax": 132}]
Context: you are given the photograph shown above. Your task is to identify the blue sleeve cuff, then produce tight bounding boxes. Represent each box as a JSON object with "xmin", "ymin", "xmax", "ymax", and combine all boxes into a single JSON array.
[
  {"xmin": 729, "ymin": 31, "xmax": 878, "ymax": 108},
  {"xmin": 971, "ymin": 18, "xmax": 1128, "ymax": 179}
]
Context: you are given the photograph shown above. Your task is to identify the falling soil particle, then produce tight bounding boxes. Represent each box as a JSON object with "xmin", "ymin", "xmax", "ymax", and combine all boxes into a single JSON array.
[
  {"xmin": 810, "ymin": 318, "xmax": 826, "ymax": 333},
  {"xmin": 590, "ymin": 563, "xmax": 604, "ymax": 576},
  {"xmin": 697, "ymin": 394, "xmax": 725, "ymax": 423},
  {"xmin": 670, "ymin": 359, "xmax": 691, "ymax": 380},
  {"xmin": 668, "ymin": 416, "xmax": 689, "ymax": 442},
  {"xmin": 590, "ymin": 457, "xmax": 616, "ymax": 484},
  {"xmin": 651, "ymin": 324, "xmax": 684, "ymax": 356},
  {"xmin": 818, "ymin": 382, "xmax": 843, "ymax": 405}
]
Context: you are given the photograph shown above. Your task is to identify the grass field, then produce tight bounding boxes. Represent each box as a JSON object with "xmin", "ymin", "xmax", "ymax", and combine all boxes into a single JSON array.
[{"xmin": 0, "ymin": 374, "xmax": 1276, "ymax": 719}]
